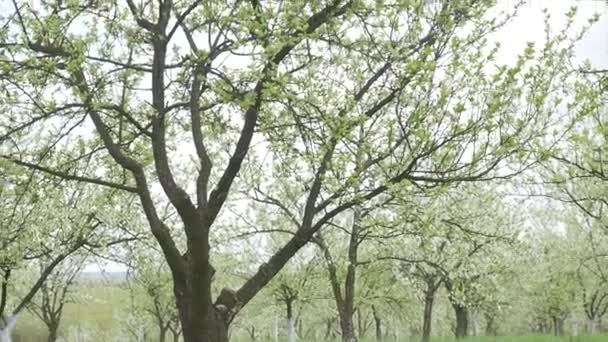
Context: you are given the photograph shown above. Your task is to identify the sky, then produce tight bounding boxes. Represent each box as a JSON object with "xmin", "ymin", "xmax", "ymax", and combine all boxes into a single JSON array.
[{"xmin": 75, "ymin": 0, "xmax": 608, "ymax": 274}]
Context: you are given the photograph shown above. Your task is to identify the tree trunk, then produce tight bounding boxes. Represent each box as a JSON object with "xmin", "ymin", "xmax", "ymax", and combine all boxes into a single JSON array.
[
  {"xmin": 173, "ymin": 330, "xmax": 181, "ymax": 342},
  {"xmin": 159, "ymin": 327, "xmax": 168, "ymax": 342},
  {"xmin": 469, "ymin": 309, "xmax": 480, "ymax": 336},
  {"xmin": 46, "ymin": 323, "xmax": 59, "ymax": 342},
  {"xmin": 320, "ymin": 208, "xmax": 362, "ymax": 342},
  {"xmin": 421, "ymin": 288, "xmax": 436, "ymax": 342},
  {"xmin": 275, "ymin": 316, "xmax": 279, "ymax": 342},
  {"xmin": 484, "ymin": 314, "xmax": 497, "ymax": 336},
  {"xmin": 552, "ymin": 316, "xmax": 565, "ymax": 336},
  {"xmin": 453, "ymin": 304, "xmax": 468, "ymax": 339},
  {"xmin": 589, "ymin": 316, "xmax": 599, "ymax": 333},
  {"xmin": 339, "ymin": 308, "xmax": 357, "ymax": 342},
  {"xmin": 248, "ymin": 326, "xmax": 256, "ymax": 341},
  {"xmin": 176, "ymin": 287, "xmax": 229, "ymax": 342},
  {"xmin": 372, "ymin": 305, "xmax": 382, "ymax": 340},
  {"xmin": 287, "ymin": 299, "xmax": 296, "ymax": 342},
  {"xmin": 324, "ymin": 318, "xmax": 335, "ymax": 340},
  {"xmin": 297, "ymin": 317, "xmax": 303, "ymax": 340},
  {"xmin": 356, "ymin": 308, "xmax": 362, "ymax": 338}
]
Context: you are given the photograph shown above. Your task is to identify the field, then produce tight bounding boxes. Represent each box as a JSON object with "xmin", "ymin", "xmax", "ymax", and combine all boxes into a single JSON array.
[{"xmin": 8, "ymin": 281, "xmax": 607, "ymax": 342}]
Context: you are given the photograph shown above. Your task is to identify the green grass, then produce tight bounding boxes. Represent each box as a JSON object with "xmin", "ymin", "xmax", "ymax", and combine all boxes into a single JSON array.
[
  {"xmin": 295, "ymin": 338, "xmax": 608, "ymax": 342},
  {"xmin": 8, "ymin": 283, "xmax": 608, "ymax": 342},
  {"xmin": 12, "ymin": 283, "xmax": 130, "ymax": 342},
  {"xmin": 230, "ymin": 337, "xmax": 608, "ymax": 342}
]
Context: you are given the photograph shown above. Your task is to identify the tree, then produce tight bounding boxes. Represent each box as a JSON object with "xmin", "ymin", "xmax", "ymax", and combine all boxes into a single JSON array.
[
  {"xmin": 0, "ymin": 174, "xmax": 101, "ymax": 318},
  {"xmin": 0, "ymin": 1, "xmax": 590, "ymax": 341},
  {"xmin": 384, "ymin": 185, "xmax": 518, "ymax": 340},
  {"xmin": 270, "ymin": 259, "xmax": 319, "ymax": 342},
  {"xmin": 563, "ymin": 214, "xmax": 608, "ymax": 334},
  {"xmin": 0, "ymin": 314, "xmax": 17, "ymax": 342},
  {"xmin": 26, "ymin": 255, "xmax": 87, "ymax": 342},
  {"xmin": 314, "ymin": 200, "xmax": 412, "ymax": 342},
  {"xmin": 542, "ymin": 60, "xmax": 607, "ymax": 227},
  {"xmin": 0, "ymin": 160, "xmax": 139, "ymax": 341},
  {"xmin": 126, "ymin": 245, "xmax": 182, "ymax": 342},
  {"xmin": 527, "ymin": 229, "xmax": 578, "ymax": 336}
]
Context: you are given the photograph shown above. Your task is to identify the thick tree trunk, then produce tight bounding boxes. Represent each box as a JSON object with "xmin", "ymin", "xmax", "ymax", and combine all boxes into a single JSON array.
[
  {"xmin": 176, "ymin": 286, "xmax": 229, "ymax": 342},
  {"xmin": 452, "ymin": 304, "xmax": 468, "ymax": 339},
  {"xmin": 180, "ymin": 312, "xmax": 228, "ymax": 342},
  {"xmin": 421, "ymin": 288, "xmax": 436, "ymax": 342},
  {"xmin": 339, "ymin": 308, "xmax": 357, "ymax": 342},
  {"xmin": 46, "ymin": 323, "xmax": 59, "ymax": 342}
]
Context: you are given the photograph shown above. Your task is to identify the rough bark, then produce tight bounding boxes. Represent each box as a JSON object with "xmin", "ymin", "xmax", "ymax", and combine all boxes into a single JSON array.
[
  {"xmin": 46, "ymin": 323, "xmax": 58, "ymax": 342},
  {"xmin": 175, "ymin": 283, "xmax": 229, "ymax": 342}
]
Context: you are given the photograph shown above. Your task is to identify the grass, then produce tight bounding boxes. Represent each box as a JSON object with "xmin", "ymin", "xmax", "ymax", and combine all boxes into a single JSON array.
[
  {"xmin": 228, "ymin": 337, "xmax": 608, "ymax": 342},
  {"xmin": 297, "ymin": 338, "xmax": 608, "ymax": 342},
  {"xmin": 8, "ymin": 283, "xmax": 608, "ymax": 341},
  {"xmin": 12, "ymin": 283, "xmax": 130, "ymax": 342}
]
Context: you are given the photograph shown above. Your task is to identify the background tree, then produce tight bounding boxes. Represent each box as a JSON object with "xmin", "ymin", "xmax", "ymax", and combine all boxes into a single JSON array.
[
  {"xmin": 383, "ymin": 185, "xmax": 519, "ymax": 340},
  {"xmin": 26, "ymin": 255, "xmax": 87, "ymax": 342},
  {"xmin": 126, "ymin": 244, "xmax": 182, "ymax": 342}
]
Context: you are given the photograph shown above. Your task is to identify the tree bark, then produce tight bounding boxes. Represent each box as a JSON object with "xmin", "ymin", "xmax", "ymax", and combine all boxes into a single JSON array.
[
  {"xmin": 175, "ymin": 283, "xmax": 229, "ymax": 342},
  {"xmin": 248, "ymin": 326, "xmax": 256, "ymax": 341},
  {"xmin": 589, "ymin": 316, "xmax": 599, "ymax": 333},
  {"xmin": 469, "ymin": 309, "xmax": 480, "ymax": 336},
  {"xmin": 324, "ymin": 318, "xmax": 335, "ymax": 340},
  {"xmin": 452, "ymin": 304, "xmax": 468, "ymax": 339},
  {"xmin": 318, "ymin": 207, "xmax": 361, "ymax": 342},
  {"xmin": 159, "ymin": 327, "xmax": 168, "ymax": 342},
  {"xmin": 340, "ymin": 208, "xmax": 362, "ymax": 342},
  {"xmin": 421, "ymin": 288, "xmax": 436, "ymax": 342},
  {"xmin": 552, "ymin": 316, "xmax": 565, "ymax": 336},
  {"xmin": 372, "ymin": 305, "xmax": 382, "ymax": 340},
  {"xmin": 484, "ymin": 313, "xmax": 497, "ymax": 336},
  {"xmin": 339, "ymin": 309, "xmax": 357, "ymax": 342},
  {"xmin": 287, "ymin": 299, "xmax": 296, "ymax": 342},
  {"xmin": 46, "ymin": 323, "xmax": 59, "ymax": 342}
]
